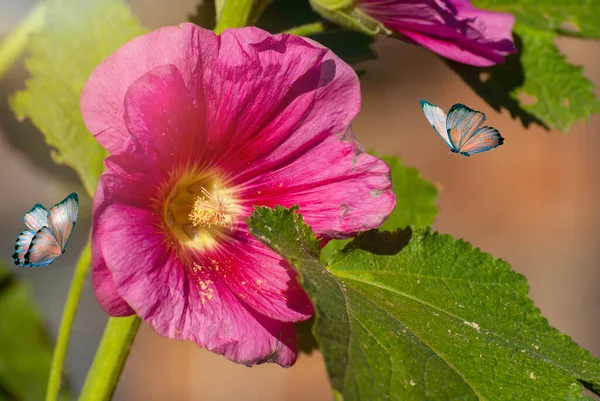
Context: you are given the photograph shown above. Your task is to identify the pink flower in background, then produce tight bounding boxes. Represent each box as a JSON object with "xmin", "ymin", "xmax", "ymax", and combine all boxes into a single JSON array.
[
  {"xmin": 358, "ymin": 0, "xmax": 517, "ymax": 66},
  {"xmin": 81, "ymin": 23, "xmax": 395, "ymax": 366}
]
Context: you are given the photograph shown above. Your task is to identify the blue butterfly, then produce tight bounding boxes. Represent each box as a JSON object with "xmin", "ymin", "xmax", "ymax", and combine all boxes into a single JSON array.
[
  {"xmin": 420, "ymin": 100, "xmax": 504, "ymax": 157},
  {"xmin": 13, "ymin": 193, "xmax": 79, "ymax": 267}
]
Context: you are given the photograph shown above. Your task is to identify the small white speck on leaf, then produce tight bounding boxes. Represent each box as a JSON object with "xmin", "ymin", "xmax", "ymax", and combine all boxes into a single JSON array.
[
  {"xmin": 409, "ymin": 380, "xmax": 416, "ymax": 387},
  {"xmin": 464, "ymin": 321, "xmax": 481, "ymax": 332},
  {"xmin": 529, "ymin": 372, "xmax": 535, "ymax": 379}
]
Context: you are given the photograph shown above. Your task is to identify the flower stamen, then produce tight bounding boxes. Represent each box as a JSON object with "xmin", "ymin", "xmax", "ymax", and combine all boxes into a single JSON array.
[
  {"xmin": 163, "ymin": 170, "xmax": 240, "ymax": 251},
  {"xmin": 189, "ymin": 186, "xmax": 231, "ymax": 228}
]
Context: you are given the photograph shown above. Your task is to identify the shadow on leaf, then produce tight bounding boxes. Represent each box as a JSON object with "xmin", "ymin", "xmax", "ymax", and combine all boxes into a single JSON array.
[
  {"xmin": 445, "ymin": 34, "xmax": 547, "ymax": 130},
  {"xmin": 295, "ymin": 316, "xmax": 319, "ymax": 354},
  {"xmin": 344, "ymin": 227, "xmax": 413, "ymax": 256},
  {"xmin": 579, "ymin": 379, "xmax": 600, "ymax": 397}
]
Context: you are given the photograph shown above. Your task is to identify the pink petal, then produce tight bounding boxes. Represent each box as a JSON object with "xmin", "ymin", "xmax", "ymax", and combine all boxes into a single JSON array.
[
  {"xmin": 399, "ymin": 29, "xmax": 506, "ymax": 66},
  {"xmin": 91, "ymin": 245, "xmax": 135, "ymax": 317},
  {"xmin": 99, "ymin": 154, "xmax": 164, "ymax": 209},
  {"xmin": 124, "ymin": 64, "xmax": 205, "ymax": 170},
  {"xmin": 81, "ymin": 23, "xmax": 217, "ymax": 155},
  {"xmin": 91, "ymin": 179, "xmax": 135, "ymax": 316},
  {"xmin": 96, "ymin": 203, "xmax": 297, "ymax": 366},
  {"xmin": 201, "ymin": 28, "xmax": 360, "ymax": 181},
  {"xmin": 201, "ymin": 231, "xmax": 313, "ymax": 322},
  {"xmin": 242, "ymin": 131, "xmax": 396, "ymax": 239},
  {"xmin": 358, "ymin": 0, "xmax": 516, "ymax": 66},
  {"xmin": 451, "ymin": 0, "xmax": 516, "ymax": 45}
]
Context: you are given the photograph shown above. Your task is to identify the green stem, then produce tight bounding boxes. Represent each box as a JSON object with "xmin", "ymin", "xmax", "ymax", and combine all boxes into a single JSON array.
[
  {"xmin": 283, "ymin": 22, "xmax": 326, "ymax": 36},
  {"xmin": 213, "ymin": 0, "xmax": 255, "ymax": 34},
  {"xmin": 78, "ymin": 316, "xmax": 141, "ymax": 401},
  {"xmin": 0, "ymin": 3, "xmax": 45, "ymax": 80},
  {"xmin": 46, "ymin": 243, "xmax": 91, "ymax": 401}
]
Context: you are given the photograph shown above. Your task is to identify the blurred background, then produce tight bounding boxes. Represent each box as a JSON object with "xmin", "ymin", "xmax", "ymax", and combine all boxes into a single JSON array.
[{"xmin": 1, "ymin": 1, "xmax": 599, "ymax": 400}]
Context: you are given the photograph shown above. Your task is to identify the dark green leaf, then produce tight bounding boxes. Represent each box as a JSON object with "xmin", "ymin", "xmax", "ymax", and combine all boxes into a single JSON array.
[
  {"xmin": 295, "ymin": 316, "xmax": 319, "ymax": 354},
  {"xmin": 448, "ymin": 27, "xmax": 600, "ymax": 132},
  {"xmin": 255, "ymin": 0, "xmax": 377, "ymax": 68},
  {"xmin": 0, "ymin": 266, "xmax": 71, "ymax": 401},
  {"xmin": 10, "ymin": 0, "xmax": 146, "ymax": 195},
  {"xmin": 249, "ymin": 206, "xmax": 600, "ymax": 400},
  {"xmin": 453, "ymin": 1, "xmax": 600, "ymax": 132},
  {"xmin": 472, "ymin": 0, "xmax": 600, "ymax": 38},
  {"xmin": 189, "ymin": 0, "xmax": 217, "ymax": 30},
  {"xmin": 255, "ymin": 0, "xmax": 320, "ymax": 33}
]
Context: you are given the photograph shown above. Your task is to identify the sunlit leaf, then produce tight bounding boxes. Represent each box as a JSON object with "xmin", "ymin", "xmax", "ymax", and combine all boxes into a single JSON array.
[
  {"xmin": 249, "ymin": 206, "xmax": 600, "ymax": 400},
  {"xmin": 10, "ymin": 0, "xmax": 146, "ymax": 195}
]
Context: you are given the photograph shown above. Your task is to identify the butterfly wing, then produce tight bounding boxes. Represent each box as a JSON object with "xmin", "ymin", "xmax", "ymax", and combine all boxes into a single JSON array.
[
  {"xmin": 420, "ymin": 100, "xmax": 453, "ymax": 150},
  {"xmin": 48, "ymin": 193, "xmax": 79, "ymax": 251},
  {"xmin": 24, "ymin": 227, "xmax": 63, "ymax": 267},
  {"xmin": 447, "ymin": 103, "xmax": 486, "ymax": 151},
  {"xmin": 13, "ymin": 229, "xmax": 36, "ymax": 266},
  {"xmin": 457, "ymin": 126, "xmax": 504, "ymax": 156},
  {"xmin": 24, "ymin": 204, "xmax": 49, "ymax": 231}
]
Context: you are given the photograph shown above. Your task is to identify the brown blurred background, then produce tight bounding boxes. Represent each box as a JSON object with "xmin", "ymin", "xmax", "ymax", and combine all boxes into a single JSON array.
[{"xmin": 1, "ymin": 1, "xmax": 599, "ymax": 400}]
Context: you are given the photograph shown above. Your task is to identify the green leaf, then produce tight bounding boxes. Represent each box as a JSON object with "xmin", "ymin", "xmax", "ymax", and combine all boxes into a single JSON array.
[
  {"xmin": 249, "ymin": 206, "xmax": 600, "ymax": 400},
  {"xmin": 255, "ymin": 0, "xmax": 320, "ymax": 34},
  {"xmin": 0, "ymin": 266, "xmax": 71, "ymax": 401},
  {"xmin": 452, "ymin": 2, "xmax": 600, "ymax": 132},
  {"xmin": 10, "ymin": 0, "xmax": 146, "ymax": 196},
  {"xmin": 472, "ymin": 0, "xmax": 600, "ymax": 38},
  {"xmin": 321, "ymin": 155, "xmax": 438, "ymax": 263},
  {"xmin": 189, "ymin": 0, "xmax": 217, "ymax": 30}
]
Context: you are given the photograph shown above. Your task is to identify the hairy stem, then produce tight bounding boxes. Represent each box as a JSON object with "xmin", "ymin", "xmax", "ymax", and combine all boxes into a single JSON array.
[
  {"xmin": 78, "ymin": 316, "xmax": 141, "ymax": 401},
  {"xmin": 283, "ymin": 22, "xmax": 326, "ymax": 36},
  {"xmin": 46, "ymin": 243, "xmax": 91, "ymax": 401}
]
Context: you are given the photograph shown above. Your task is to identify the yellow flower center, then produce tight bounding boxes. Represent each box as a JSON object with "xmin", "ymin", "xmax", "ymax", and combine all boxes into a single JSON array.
[{"xmin": 164, "ymin": 170, "xmax": 240, "ymax": 251}]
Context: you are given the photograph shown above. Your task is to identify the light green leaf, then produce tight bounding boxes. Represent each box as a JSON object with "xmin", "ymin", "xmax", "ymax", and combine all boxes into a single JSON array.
[
  {"xmin": 451, "ymin": 1, "xmax": 600, "ymax": 132},
  {"xmin": 10, "ymin": 0, "xmax": 146, "ymax": 195},
  {"xmin": 472, "ymin": 0, "xmax": 600, "ymax": 38},
  {"xmin": 249, "ymin": 206, "xmax": 600, "ymax": 400},
  {"xmin": 321, "ymin": 155, "xmax": 438, "ymax": 263},
  {"xmin": 0, "ymin": 266, "xmax": 71, "ymax": 401}
]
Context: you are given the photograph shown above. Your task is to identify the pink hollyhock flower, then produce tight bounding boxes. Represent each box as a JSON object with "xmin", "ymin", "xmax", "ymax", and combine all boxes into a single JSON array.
[
  {"xmin": 81, "ymin": 23, "xmax": 395, "ymax": 366},
  {"xmin": 358, "ymin": 0, "xmax": 517, "ymax": 66}
]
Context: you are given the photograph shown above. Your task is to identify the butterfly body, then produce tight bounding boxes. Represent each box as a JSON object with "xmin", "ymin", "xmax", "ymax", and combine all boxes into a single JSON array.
[
  {"xmin": 13, "ymin": 193, "xmax": 79, "ymax": 267},
  {"xmin": 420, "ymin": 100, "xmax": 504, "ymax": 157}
]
